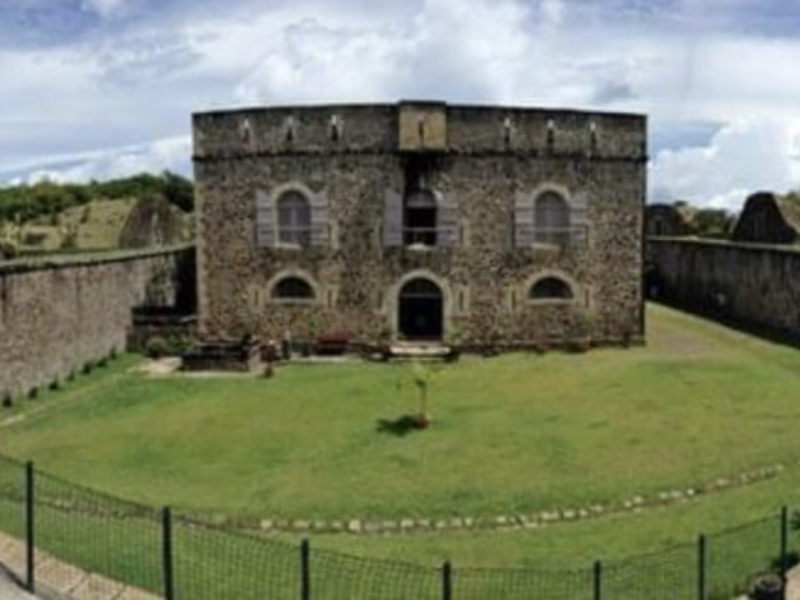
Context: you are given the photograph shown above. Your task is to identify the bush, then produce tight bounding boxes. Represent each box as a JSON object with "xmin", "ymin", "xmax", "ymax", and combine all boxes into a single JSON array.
[
  {"xmin": 146, "ymin": 336, "xmax": 171, "ymax": 359},
  {"xmin": 2, "ymin": 394, "xmax": 12, "ymax": 408},
  {"xmin": 0, "ymin": 239, "xmax": 18, "ymax": 260},
  {"xmin": 28, "ymin": 387, "xmax": 38, "ymax": 400},
  {"xmin": 145, "ymin": 335, "xmax": 189, "ymax": 359}
]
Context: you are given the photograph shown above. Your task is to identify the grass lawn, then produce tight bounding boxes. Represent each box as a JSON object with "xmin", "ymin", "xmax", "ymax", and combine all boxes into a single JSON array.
[
  {"xmin": 2, "ymin": 304, "xmax": 800, "ymax": 525},
  {"xmin": 2, "ymin": 304, "xmax": 800, "ymax": 597}
]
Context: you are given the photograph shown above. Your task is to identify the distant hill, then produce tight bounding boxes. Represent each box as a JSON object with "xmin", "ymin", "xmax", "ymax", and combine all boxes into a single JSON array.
[{"xmin": 0, "ymin": 172, "xmax": 194, "ymax": 258}]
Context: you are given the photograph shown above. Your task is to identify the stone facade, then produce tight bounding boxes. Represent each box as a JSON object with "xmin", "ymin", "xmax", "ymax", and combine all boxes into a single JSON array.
[
  {"xmin": 731, "ymin": 192, "xmax": 800, "ymax": 245},
  {"xmin": 0, "ymin": 246, "xmax": 194, "ymax": 400},
  {"xmin": 648, "ymin": 238, "xmax": 800, "ymax": 341},
  {"xmin": 193, "ymin": 102, "xmax": 647, "ymax": 348}
]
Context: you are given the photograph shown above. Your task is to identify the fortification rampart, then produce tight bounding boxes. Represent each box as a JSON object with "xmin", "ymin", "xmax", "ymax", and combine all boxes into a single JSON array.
[
  {"xmin": 647, "ymin": 238, "xmax": 800, "ymax": 340},
  {"xmin": 0, "ymin": 245, "xmax": 195, "ymax": 400}
]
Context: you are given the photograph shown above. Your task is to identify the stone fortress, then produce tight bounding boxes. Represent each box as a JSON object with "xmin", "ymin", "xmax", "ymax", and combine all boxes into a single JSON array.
[{"xmin": 192, "ymin": 101, "xmax": 647, "ymax": 350}]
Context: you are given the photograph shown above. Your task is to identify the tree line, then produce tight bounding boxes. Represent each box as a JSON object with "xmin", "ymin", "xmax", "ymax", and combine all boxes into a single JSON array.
[{"xmin": 0, "ymin": 172, "xmax": 194, "ymax": 224}]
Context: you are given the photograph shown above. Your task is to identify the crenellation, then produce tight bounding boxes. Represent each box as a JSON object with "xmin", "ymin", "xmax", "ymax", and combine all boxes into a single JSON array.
[{"xmin": 193, "ymin": 103, "xmax": 646, "ymax": 161}]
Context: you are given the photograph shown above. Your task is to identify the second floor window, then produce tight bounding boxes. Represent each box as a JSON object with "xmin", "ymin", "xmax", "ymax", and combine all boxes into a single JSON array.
[
  {"xmin": 535, "ymin": 191, "xmax": 571, "ymax": 246},
  {"xmin": 404, "ymin": 190, "xmax": 437, "ymax": 246},
  {"xmin": 277, "ymin": 191, "xmax": 312, "ymax": 247}
]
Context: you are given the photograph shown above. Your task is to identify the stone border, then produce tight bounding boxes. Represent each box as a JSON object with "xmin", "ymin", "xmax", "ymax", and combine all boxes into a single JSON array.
[{"xmin": 235, "ymin": 461, "xmax": 792, "ymax": 536}]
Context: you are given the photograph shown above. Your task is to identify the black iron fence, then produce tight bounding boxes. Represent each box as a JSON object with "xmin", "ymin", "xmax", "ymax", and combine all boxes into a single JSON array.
[{"xmin": 0, "ymin": 453, "xmax": 796, "ymax": 599}]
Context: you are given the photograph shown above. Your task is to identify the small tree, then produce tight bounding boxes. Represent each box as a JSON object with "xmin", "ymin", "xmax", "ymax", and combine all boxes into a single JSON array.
[{"xmin": 396, "ymin": 361, "xmax": 436, "ymax": 429}]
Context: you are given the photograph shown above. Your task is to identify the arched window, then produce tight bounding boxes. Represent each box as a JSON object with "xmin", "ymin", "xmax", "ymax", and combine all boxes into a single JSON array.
[
  {"xmin": 272, "ymin": 276, "xmax": 315, "ymax": 300},
  {"xmin": 529, "ymin": 277, "xmax": 574, "ymax": 300},
  {"xmin": 277, "ymin": 191, "xmax": 311, "ymax": 247},
  {"xmin": 404, "ymin": 190, "xmax": 437, "ymax": 246},
  {"xmin": 535, "ymin": 191, "xmax": 570, "ymax": 245}
]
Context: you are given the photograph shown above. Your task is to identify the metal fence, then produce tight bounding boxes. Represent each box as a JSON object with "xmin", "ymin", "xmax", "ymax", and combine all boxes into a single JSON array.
[{"xmin": 0, "ymin": 453, "xmax": 796, "ymax": 599}]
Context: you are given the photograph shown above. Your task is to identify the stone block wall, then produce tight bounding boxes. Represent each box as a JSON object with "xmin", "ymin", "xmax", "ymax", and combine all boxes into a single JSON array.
[
  {"xmin": 194, "ymin": 102, "xmax": 646, "ymax": 348},
  {"xmin": 648, "ymin": 238, "xmax": 800, "ymax": 339},
  {"xmin": 0, "ymin": 246, "xmax": 194, "ymax": 400}
]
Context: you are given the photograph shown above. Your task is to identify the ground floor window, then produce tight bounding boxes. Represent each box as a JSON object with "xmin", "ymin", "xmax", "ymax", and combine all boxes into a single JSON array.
[{"xmin": 272, "ymin": 276, "xmax": 315, "ymax": 301}]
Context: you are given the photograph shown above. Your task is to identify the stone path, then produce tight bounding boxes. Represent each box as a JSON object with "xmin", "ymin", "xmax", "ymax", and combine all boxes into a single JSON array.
[
  {"xmin": 0, "ymin": 568, "xmax": 37, "ymax": 599},
  {"xmin": 0, "ymin": 532, "xmax": 158, "ymax": 600}
]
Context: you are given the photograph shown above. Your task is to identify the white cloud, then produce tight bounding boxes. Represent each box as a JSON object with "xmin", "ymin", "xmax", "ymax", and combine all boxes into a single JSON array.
[
  {"xmin": 541, "ymin": 0, "xmax": 565, "ymax": 26},
  {"xmin": 81, "ymin": 0, "xmax": 128, "ymax": 17},
  {"xmin": 2, "ymin": 0, "xmax": 800, "ymax": 207},
  {"xmin": 20, "ymin": 136, "xmax": 191, "ymax": 184},
  {"xmin": 650, "ymin": 119, "xmax": 800, "ymax": 210}
]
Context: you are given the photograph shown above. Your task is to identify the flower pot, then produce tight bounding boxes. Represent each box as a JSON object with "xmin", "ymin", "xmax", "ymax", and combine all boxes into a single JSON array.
[{"xmin": 412, "ymin": 413, "xmax": 430, "ymax": 429}]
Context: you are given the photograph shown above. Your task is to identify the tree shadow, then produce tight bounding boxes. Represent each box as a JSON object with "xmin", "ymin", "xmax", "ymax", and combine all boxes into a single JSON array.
[{"xmin": 376, "ymin": 415, "xmax": 419, "ymax": 437}]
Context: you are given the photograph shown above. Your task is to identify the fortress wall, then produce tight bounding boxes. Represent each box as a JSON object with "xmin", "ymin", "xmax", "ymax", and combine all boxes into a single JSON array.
[
  {"xmin": 648, "ymin": 238, "xmax": 800, "ymax": 340},
  {"xmin": 0, "ymin": 245, "xmax": 194, "ymax": 400}
]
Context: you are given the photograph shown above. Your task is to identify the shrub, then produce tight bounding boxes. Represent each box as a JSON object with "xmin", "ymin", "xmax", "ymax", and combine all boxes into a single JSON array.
[
  {"xmin": 28, "ymin": 387, "xmax": 38, "ymax": 400},
  {"xmin": 146, "ymin": 336, "xmax": 170, "ymax": 359},
  {"xmin": 82, "ymin": 362, "xmax": 93, "ymax": 375},
  {"xmin": 0, "ymin": 239, "xmax": 18, "ymax": 260},
  {"xmin": 49, "ymin": 379, "xmax": 61, "ymax": 391},
  {"xmin": 2, "ymin": 394, "xmax": 12, "ymax": 408}
]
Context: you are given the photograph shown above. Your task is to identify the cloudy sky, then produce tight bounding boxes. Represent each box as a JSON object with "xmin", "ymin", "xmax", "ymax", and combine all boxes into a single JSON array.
[{"xmin": 1, "ymin": 0, "xmax": 799, "ymax": 209}]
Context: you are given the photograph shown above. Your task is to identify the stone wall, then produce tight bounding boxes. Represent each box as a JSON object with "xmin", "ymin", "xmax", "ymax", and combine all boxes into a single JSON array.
[
  {"xmin": 648, "ymin": 238, "xmax": 800, "ymax": 339},
  {"xmin": 194, "ymin": 103, "xmax": 646, "ymax": 348},
  {"xmin": 0, "ymin": 245, "xmax": 194, "ymax": 400}
]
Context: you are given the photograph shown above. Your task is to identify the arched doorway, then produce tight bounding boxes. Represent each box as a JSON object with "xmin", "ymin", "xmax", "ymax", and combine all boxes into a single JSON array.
[{"xmin": 398, "ymin": 278, "xmax": 444, "ymax": 340}]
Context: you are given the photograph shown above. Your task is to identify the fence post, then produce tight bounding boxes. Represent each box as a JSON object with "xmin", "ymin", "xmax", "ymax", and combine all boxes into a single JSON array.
[
  {"xmin": 24, "ymin": 461, "xmax": 34, "ymax": 593},
  {"xmin": 780, "ymin": 506, "xmax": 789, "ymax": 584},
  {"xmin": 442, "ymin": 561, "xmax": 452, "ymax": 600},
  {"xmin": 162, "ymin": 507, "xmax": 174, "ymax": 600},
  {"xmin": 697, "ymin": 534, "xmax": 706, "ymax": 600},
  {"xmin": 593, "ymin": 560, "xmax": 602, "ymax": 600},
  {"xmin": 301, "ymin": 538, "xmax": 310, "ymax": 600}
]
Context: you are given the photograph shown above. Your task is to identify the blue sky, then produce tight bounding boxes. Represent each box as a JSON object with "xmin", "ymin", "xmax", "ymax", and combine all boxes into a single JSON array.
[{"xmin": 1, "ymin": 0, "xmax": 799, "ymax": 209}]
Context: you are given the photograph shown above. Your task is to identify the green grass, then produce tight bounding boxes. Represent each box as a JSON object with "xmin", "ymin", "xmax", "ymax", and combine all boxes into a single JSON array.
[
  {"xmin": 3, "ymin": 305, "xmax": 800, "ymax": 523},
  {"xmin": 18, "ymin": 198, "xmax": 137, "ymax": 252},
  {"xmin": 2, "ymin": 305, "xmax": 800, "ymax": 597}
]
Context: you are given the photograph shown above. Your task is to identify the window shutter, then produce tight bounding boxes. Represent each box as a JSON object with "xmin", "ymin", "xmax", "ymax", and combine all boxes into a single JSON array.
[
  {"xmin": 514, "ymin": 192, "xmax": 534, "ymax": 248},
  {"xmin": 571, "ymin": 192, "xmax": 589, "ymax": 247},
  {"xmin": 256, "ymin": 190, "xmax": 275, "ymax": 247},
  {"xmin": 383, "ymin": 189, "xmax": 403, "ymax": 247},
  {"xmin": 310, "ymin": 191, "xmax": 330, "ymax": 247},
  {"xmin": 438, "ymin": 192, "xmax": 459, "ymax": 247}
]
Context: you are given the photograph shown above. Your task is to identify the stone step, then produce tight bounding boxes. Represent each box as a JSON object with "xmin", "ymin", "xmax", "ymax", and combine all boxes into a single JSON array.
[{"xmin": 388, "ymin": 344, "xmax": 454, "ymax": 361}]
